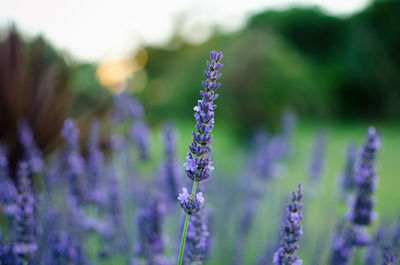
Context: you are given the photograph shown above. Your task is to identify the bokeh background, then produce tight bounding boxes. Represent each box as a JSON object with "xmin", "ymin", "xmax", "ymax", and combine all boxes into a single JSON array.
[{"xmin": 1, "ymin": 0, "xmax": 400, "ymax": 264}]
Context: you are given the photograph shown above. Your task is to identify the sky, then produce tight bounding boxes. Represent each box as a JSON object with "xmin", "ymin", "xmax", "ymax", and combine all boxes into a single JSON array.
[{"xmin": 1, "ymin": 0, "xmax": 371, "ymax": 63}]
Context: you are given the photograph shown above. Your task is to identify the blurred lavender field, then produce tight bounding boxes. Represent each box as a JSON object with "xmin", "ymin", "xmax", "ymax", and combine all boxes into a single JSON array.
[{"xmin": 1, "ymin": 1, "xmax": 400, "ymax": 263}]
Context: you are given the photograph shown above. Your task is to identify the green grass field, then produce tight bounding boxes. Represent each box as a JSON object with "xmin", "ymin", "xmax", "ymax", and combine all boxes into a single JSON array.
[
  {"xmin": 91, "ymin": 120, "xmax": 400, "ymax": 265},
  {"xmin": 189, "ymin": 120, "xmax": 400, "ymax": 265}
]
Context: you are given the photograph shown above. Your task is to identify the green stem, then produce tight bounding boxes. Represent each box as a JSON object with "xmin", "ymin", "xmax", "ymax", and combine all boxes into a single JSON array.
[{"xmin": 177, "ymin": 180, "xmax": 198, "ymax": 265}]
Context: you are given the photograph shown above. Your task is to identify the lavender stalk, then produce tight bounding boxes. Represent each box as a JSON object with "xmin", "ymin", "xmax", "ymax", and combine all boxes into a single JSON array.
[
  {"xmin": 177, "ymin": 50, "xmax": 223, "ymax": 265},
  {"xmin": 273, "ymin": 184, "xmax": 303, "ymax": 265}
]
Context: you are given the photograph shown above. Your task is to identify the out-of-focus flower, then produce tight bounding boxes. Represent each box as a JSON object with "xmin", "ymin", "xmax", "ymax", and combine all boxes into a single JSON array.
[
  {"xmin": 348, "ymin": 127, "xmax": 380, "ymax": 226},
  {"xmin": 14, "ymin": 162, "xmax": 37, "ymax": 262},
  {"xmin": 340, "ymin": 143, "xmax": 358, "ymax": 192},
  {"xmin": 273, "ymin": 184, "xmax": 303, "ymax": 265}
]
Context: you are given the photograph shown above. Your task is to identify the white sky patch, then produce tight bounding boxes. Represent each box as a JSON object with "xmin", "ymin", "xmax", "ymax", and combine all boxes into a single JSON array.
[{"xmin": 1, "ymin": 0, "xmax": 371, "ymax": 62}]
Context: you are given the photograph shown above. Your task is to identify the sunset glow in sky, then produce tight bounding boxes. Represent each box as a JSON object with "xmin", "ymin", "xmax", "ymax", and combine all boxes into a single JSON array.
[{"xmin": 1, "ymin": 0, "xmax": 371, "ymax": 62}]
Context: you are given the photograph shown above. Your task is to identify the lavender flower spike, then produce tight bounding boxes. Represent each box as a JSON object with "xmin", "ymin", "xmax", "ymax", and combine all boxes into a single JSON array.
[
  {"xmin": 177, "ymin": 50, "xmax": 223, "ymax": 265},
  {"xmin": 178, "ymin": 188, "xmax": 204, "ymax": 215},
  {"xmin": 162, "ymin": 122, "xmax": 182, "ymax": 202},
  {"xmin": 13, "ymin": 162, "xmax": 37, "ymax": 263},
  {"xmin": 136, "ymin": 198, "xmax": 165, "ymax": 264},
  {"xmin": 348, "ymin": 127, "xmax": 380, "ymax": 226},
  {"xmin": 18, "ymin": 121, "xmax": 44, "ymax": 174},
  {"xmin": 340, "ymin": 143, "xmax": 357, "ymax": 192},
  {"xmin": 184, "ymin": 210, "xmax": 211, "ymax": 265},
  {"xmin": 382, "ymin": 247, "xmax": 396, "ymax": 265},
  {"xmin": 183, "ymin": 50, "xmax": 223, "ymax": 182},
  {"xmin": 273, "ymin": 184, "xmax": 303, "ymax": 265}
]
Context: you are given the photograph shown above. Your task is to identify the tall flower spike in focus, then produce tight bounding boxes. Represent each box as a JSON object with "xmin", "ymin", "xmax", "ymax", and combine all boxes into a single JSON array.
[
  {"xmin": 348, "ymin": 127, "xmax": 380, "ymax": 227},
  {"xmin": 177, "ymin": 50, "xmax": 223, "ymax": 265},
  {"xmin": 273, "ymin": 184, "xmax": 303, "ymax": 265}
]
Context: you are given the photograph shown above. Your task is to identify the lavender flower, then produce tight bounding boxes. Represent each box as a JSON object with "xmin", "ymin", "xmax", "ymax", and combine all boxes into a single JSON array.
[
  {"xmin": 87, "ymin": 120, "xmax": 104, "ymax": 191},
  {"xmin": 49, "ymin": 232, "xmax": 89, "ymax": 265},
  {"xmin": 178, "ymin": 188, "xmax": 204, "ymax": 215},
  {"xmin": 348, "ymin": 127, "xmax": 380, "ymax": 226},
  {"xmin": 113, "ymin": 92, "xmax": 144, "ymax": 123},
  {"xmin": 280, "ymin": 109, "xmax": 296, "ymax": 158},
  {"xmin": 382, "ymin": 247, "xmax": 396, "ymax": 265},
  {"xmin": 61, "ymin": 118, "xmax": 85, "ymax": 203},
  {"xmin": 161, "ymin": 122, "xmax": 182, "ymax": 202},
  {"xmin": 131, "ymin": 121, "xmax": 151, "ymax": 160},
  {"xmin": 364, "ymin": 227, "xmax": 385, "ymax": 265},
  {"xmin": 183, "ymin": 210, "xmax": 211, "ymax": 265},
  {"xmin": 340, "ymin": 143, "xmax": 357, "ymax": 192},
  {"xmin": 330, "ymin": 221, "xmax": 354, "ymax": 265},
  {"xmin": 13, "ymin": 162, "xmax": 37, "ymax": 262},
  {"xmin": 177, "ymin": 50, "xmax": 223, "ymax": 265},
  {"xmin": 309, "ymin": 131, "xmax": 327, "ymax": 183},
  {"xmin": 0, "ymin": 146, "xmax": 18, "ymax": 216},
  {"xmin": 18, "ymin": 121, "xmax": 44, "ymax": 174},
  {"xmin": 273, "ymin": 184, "xmax": 303, "ymax": 265},
  {"xmin": 254, "ymin": 135, "xmax": 285, "ymax": 180},
  {"xmin": 136, "ymin": 197, "xmax": 165, "ymax": 264},
  {"xmin": 393, "ymin": 216, "xmax": 400, "ymax": 252},
  {"xmin": 183, "ymin": 50, "xmax": 223, "ymax": 183},
  {"xmin": 1, "ymin": 243, "xmax": 21, "ymax": 265}
]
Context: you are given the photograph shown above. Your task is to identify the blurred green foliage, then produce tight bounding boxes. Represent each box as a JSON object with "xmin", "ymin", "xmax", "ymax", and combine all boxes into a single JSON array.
[{"xmin": 134, "ymin": 0, "xmax": 400, "ymax": 133}]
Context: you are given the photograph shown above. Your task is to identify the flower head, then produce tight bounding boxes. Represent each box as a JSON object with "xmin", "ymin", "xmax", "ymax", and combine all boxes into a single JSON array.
[
  {"xmin": 178, "ymin": 188, "xmax": 204, "ymax": 215},
  {"xmin": 183, "ymin": 50, "xmax": 223, "ymax": 182},
  {"xmin": 348, "ymin": 127, "xmax": 380, "ymax": 226},
  {"xmin": 273, "ymin": 184, "xmax": 303, "ymax": 265},
  {"xmin": 14, "ymin": 161, "xmax": 37, "ymax": 262}
]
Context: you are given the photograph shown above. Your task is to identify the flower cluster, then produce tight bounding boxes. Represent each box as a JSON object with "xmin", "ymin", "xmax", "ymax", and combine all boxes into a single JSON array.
[
  {"xmin": 340, "ymin": 143, "xmax": 358, "ymax": 192},
  {"xmin": 273, "ymin": 184, "xmax": 303, "ymax": 265},
  {"xmin": 184, "ymin": 210, "xmax": 211, "ymax": 264},
  {"xmin": 178, "ymin": 188, "xmax": 205, "ymax": 215},
  {"xmin": 136, "ymin": 198, "xmax": 165, "ymax": 263},
  {"xmin": 131, "ymin": 121, "xmax": 151, "ymax": 161},
  {"xmin": 183, "ymin": 50, "xmax": 223, "ymax": 183},
  {"xmin": 18, "ymin": 121, "xmax": 44, "ymax": 174},
  {"xmin": 382, "ymin": 247, "xmax": 396, "ymax": 265},
  {"xmin": 309, "ymin": 131, "xmax": 327, "ymax": 183},
  {"xmin": 61, "ymin": 118, "xmax": 85, "ymax": 203},
  {"xmin": 14, "ymin": 162, "xmax": 37, "ymax": 262},
  {"xmin": 348, "ymin": 127, "xmax": 380, "ymax": 226},
  {"xmin": 87, "ymin": 120, "xmax": 104, "ymax": 191}
]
